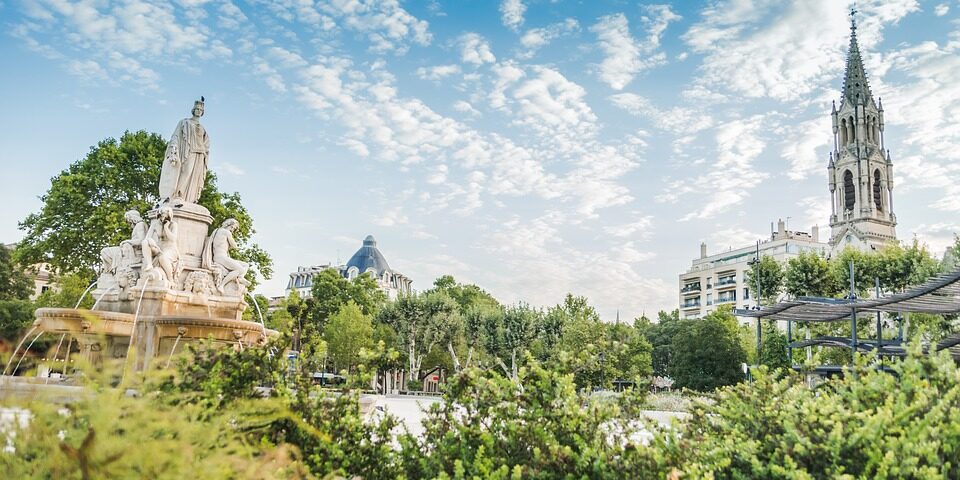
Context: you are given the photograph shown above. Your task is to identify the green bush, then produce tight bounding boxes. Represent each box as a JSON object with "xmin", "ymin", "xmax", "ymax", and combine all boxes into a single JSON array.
[
  {"xmin": 669, "ymin": 345, "xmax": 960, "ymax": 478},
  {"xmin": 399, "ymin": 359, "xmax": 665, "ymax": 479}
]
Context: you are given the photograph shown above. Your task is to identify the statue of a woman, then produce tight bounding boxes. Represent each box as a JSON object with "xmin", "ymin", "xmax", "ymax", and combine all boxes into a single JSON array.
[{"xmin": 159, "ymin": 98, "xmax": 209, "ymax": 204}]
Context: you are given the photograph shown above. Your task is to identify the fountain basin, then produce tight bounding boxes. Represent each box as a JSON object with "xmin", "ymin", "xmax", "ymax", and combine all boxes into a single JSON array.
[{"xmin": 28, "ymin": 308, "xmax": 276, "ymax": 373}]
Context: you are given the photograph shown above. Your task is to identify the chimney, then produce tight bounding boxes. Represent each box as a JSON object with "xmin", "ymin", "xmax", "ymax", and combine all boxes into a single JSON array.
[
  {"xmin": 811, "ymin": 225, "xmax": 819, "ymax": 243},
  {"xmin": 777, "ymin": 218, "xmax": 786, "ymax": 235},
  {"xmin": 700, "ymin": 242, "xmax": 707, "ymax": 259}
]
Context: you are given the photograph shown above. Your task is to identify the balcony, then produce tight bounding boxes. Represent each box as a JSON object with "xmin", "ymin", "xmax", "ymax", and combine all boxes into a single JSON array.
[
  {"xmin": 716, "ymin": 296, "xmax": 737, "ymax": 304},
  {"xmin": 681, "ymin": 301, "xmax": 701, "ymax": 310},
  {"xmin": 716, "ymin": 278, "xmax": 737, "ymax": 291},
  {"xmin": 680, "ymin": 283, "xmax": 701, "ymax": 294}
]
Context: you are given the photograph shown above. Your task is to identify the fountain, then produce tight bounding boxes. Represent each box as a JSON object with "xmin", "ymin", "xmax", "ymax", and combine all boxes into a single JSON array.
[{"xmin": 6, "ymin": 98, "xmax": 276, "ymax": 385}]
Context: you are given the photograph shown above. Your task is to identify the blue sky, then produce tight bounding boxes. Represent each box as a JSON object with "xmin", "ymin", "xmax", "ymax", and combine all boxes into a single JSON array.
[{"xmin": 1, "ymin": 0, "xmax": 958, "ymax": 320}]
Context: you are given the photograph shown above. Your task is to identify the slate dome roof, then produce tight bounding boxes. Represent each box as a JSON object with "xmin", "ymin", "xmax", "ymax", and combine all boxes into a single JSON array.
[{"xmin": 345, "ymin": 235, "xmax": 391, "ymax": 275}]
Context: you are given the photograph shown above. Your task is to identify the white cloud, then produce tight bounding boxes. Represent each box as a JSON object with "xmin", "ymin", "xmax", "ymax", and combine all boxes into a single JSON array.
[
  {"xmin": 453, "ymin": 100, "xmax": 481, "ymax": 116},
  {"xmin": 416, "ymin": 64, "xmax": 461, "ymax": 81},
  {"xmin": 934, "ymin": 3, "xmax": 949, "ymax": 16},
  {"xmin": 658, "ymin": 115, "xmax": 770, "ymax": 221},
  {"xmin": 319, "ymin": 0, "xmax": 431, "ymax": 54},
  {"xmin": 610, "ymin": 93, "xmax": 714, "ymax": 135},
  {"xmin": 479, "ymin": 213, "xmax": 672, "ymax": 317},
  {"xmin": 500, "ymin": 0, "xmax": 526, "ymax": 32},
  {"xmin": 517, "ymin": 18, "xmax": 579, "ymax": 59},
  {"xmin": 373, "ymin": 207, "xmax": 410, "ymax": 226},
  {"xmin": 218, "ymin": 161, "xmax": 246, "ymax": 176},
  {"xmin": 603, "ymin": 216, "xmax": 655, "ymax": 239},
  {"xmin": 780, "ymin": 116, "xmax": 832, "ymax": 180},
  {"xmin": 590, "ymin": 14, "xmax": 644, "ymax": 90},
  {"xmin": 590, "ymin": 6, "xmax": 680, "ymax": 90},
  {"xmin": 682, "ymin": 0, "xmax": 919, "ymax": 101},
  {"xmin": 459, "ymin": 33, "xmax": 497, "ymax": 65},
  {"xmin": 268, "ymin": 46, "xmax": 306, "ymax": 68},
  {"xmin": 66, "ymin": 59, "xmax": 108, "ymax": 81},
  {"xmin": 796, "ymin": 195, "xmax": 832, "ymax": 234}
]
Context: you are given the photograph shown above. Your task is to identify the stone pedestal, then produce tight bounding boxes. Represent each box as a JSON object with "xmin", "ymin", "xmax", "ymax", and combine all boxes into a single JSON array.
[{"xmin": 148, "ymin": 202, "xmax": 213, "ymax": 271}]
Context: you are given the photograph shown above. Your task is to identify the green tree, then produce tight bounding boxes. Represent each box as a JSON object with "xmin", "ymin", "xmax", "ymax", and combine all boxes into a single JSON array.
[
  {"xmin": 830, "ymin": 247, "xmax": 879, "ymax": 297},
  {"xmin": 668, "ymin": 309, "xmax": 747, "ymax": 391},
  {"xmin": 607, "ymin": 321, "xmax": 654, "ymax": 381},
  {"xmin": 422, "ymin": 291, "xmax": 464, "ymax": 371},
  {"xmin": 785, "ymin": 251, "xmax": 837, "ymax": 298},
  {"xmin": 16, "ymin": 131, "xmax": 271, "ymax": 286},
  {"xmin": 0, "ymin": 245, "xmax": 36, "ymax": 341},
  {"xmin": 637, "ymin": 310, "xmax": 683, "ymax": 377},
  {"xmin": 34, "ymin": 272, "xmax": 94, "ymax": 309},
  {"xmin": 0, "ymin": 245, "xmax": 33, "ymax": 301},
  {"xmin": 758, "ymin": 321, "xmax": 790, "ymax": 372},
  {"xmin": 482, "ymin": 304, "xmax": 539, "ymax": 382},
  {"xmin": 308, "ymin": 269, "xmax": 385, "ymax": 327},
  {"xmin": 376, "ymin": 293, "xmax": 436, "ymax": 382},
  {"xmin": 745, "ymin": 255, "xmax": 785, "ymax": 304},
  {"xmin": 428, "ymin": 275, "xmax": 500, "ymax": 313},
  {"xmin": 323, "ymin": 302, "xmax": 374, "ymax": 374},
  {"xmin": 873, "ymin": 240, "xmax": 941, "ymax": 292}
]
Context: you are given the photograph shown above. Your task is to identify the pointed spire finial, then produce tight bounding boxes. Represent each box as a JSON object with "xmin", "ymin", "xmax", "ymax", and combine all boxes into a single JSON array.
[{"xmin": 850, "ymin": 7, "xmax": 858, "ymax": 32}]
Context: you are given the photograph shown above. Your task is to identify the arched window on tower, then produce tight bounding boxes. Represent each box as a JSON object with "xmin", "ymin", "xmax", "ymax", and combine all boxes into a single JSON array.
[
  {"xmin": 873, "ymin": 169, "xmax": 883, "ymax": 211},
  {"xmin": 849, "ymin": 116, "xmax": 856, "ymax": 143},
  {"xmin": 867, "ymin": 116, "xmax": 873, "ymax": 141},
  {"xmin": 844, "ymin": 170, "xmax": 856, "ymax": 211},
  {"xmin": 840, "ymin": 118, "xmax": 848, "ymax": 145}
]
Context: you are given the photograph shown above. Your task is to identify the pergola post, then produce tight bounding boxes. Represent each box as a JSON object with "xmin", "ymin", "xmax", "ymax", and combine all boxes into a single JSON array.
[
  {"xmin": 849, "ymin": 260, "xmax": 858, "ymax": 364},
  {"xmin": 787, "ymin": 320, "xmax": 793, "ymax": 366}
]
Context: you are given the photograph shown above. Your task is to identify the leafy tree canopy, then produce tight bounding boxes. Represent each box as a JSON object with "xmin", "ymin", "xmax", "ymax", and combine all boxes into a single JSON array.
[
  {"xmin": 668, "ymin": 308, "xmax": 747, "ymax": 391},
  {"xmin": 0, "ymin": 245, "xmax": 34, "ymax": 301},
  {"xmin": 746, "ymin": 255, "xmax": 785, "ymax": 304},
  {"xmin": 308, "ymin": 268, "xmax": 385, "ymax": 327},
  {"xmin": 427, "ymin": 274, "xmax": 500, "ymax": 313},
  {"xmin": 323, "ymin": 301, "xmax": 374, "ymax": 373}
]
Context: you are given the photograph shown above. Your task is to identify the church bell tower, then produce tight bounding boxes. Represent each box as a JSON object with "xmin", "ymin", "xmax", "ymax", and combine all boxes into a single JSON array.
[{"xmin": 828, "ymin": 10, "xmax": 897, "ymax": 253}]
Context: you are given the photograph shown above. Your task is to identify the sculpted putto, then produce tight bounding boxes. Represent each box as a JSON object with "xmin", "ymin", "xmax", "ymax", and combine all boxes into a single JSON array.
[
  {"xmin": 159, "ymin": 98, "xmax": 209, "ymax": 204},
  {"xmin": 142, "ymin": 206, "xmax": 180, "ymax": 285},
  {"xmin": 203, "ymin": 218, "xmax": 249, "ymax": 295}
]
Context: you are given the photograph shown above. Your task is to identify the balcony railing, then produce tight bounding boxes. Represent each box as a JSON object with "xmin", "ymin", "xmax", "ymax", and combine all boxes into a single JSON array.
[
  {"xmin": 717, "ymin": 278, "xmax": 737, "ymax": 286},
  {"xmin": 717, "ymin": 296, "xmax": 736, "ymax": 304},
  {"xmin": 680, "ymin": 284, "xmax": 701, "ymax": 293},
  {"xmin": 681, "ymin": 301, "xmax": 701, "ymax": 309}
]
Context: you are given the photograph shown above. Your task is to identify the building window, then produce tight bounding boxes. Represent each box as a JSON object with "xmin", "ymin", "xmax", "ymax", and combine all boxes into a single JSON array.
[
  {"xmin": 843, "ymin": 170, "xmax": 855, "ymax": 211},
  {"xmin": 873, "ymin": 169, "xmax": 883, "ymax": 211},
  {"xmin": 743, "ymin": 288, "xmax": 749, "ymax": 300}
]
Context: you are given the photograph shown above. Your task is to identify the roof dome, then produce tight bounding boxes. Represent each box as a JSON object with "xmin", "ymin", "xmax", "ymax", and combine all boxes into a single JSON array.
[{"xmin": 345, "ymin": 235, "xmax": 391, "ymax": 275}]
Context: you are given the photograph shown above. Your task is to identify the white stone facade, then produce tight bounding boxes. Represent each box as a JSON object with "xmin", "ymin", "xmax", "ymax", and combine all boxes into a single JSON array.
[{"xmin": 678, "ymin": 221, "xmax": 829, "ymax": 319}]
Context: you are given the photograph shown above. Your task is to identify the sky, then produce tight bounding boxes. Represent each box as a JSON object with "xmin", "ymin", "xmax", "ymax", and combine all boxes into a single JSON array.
[{"xmin": 1, "ymin": 0, "xmax": 959, "ymax": 321}]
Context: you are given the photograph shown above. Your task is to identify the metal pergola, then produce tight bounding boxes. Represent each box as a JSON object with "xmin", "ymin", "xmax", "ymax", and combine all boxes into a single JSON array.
[{"xmin": 734, "ymin": 268, "xmax": 960, "ymax": 370}]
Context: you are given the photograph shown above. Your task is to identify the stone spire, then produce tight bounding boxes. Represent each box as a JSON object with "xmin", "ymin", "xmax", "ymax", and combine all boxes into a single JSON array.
[{"xmin": 841, "ymin": 9, "xmax": 873, "ymax": 106}]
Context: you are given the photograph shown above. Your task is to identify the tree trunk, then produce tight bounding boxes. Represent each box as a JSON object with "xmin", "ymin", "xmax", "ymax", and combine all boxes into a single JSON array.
[
  {"xmin": 495, "ymin": 357, "xmax": 511, "ymax": 377},
  {"xmin": 447, "ymin": 342, "xmax": 461, "ymax": 372}
]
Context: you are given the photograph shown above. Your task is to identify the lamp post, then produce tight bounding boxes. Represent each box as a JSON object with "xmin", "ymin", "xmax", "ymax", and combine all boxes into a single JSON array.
[{"xmin": 748, "ymin": 240, "xmax": 762, "ymax": 363}]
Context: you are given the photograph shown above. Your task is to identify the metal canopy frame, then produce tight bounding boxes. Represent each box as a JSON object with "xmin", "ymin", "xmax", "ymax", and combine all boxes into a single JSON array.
[{"xmin": 734, "ymin": 268, "xmax": 960, "ymax": 365}]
